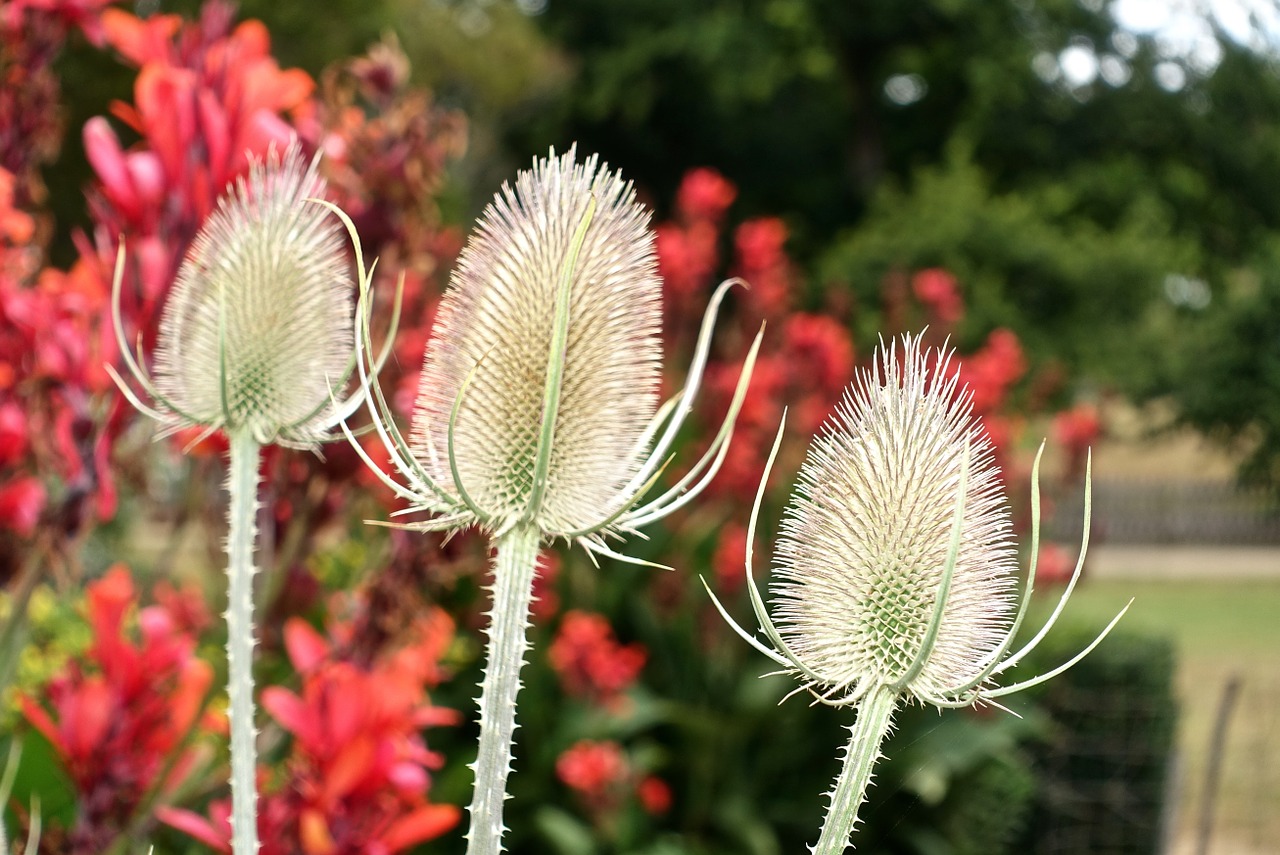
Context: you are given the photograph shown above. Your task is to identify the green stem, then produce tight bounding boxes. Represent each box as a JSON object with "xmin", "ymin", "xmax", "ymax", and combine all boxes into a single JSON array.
[
  {"xmin": 226, "ymin": 431, "xmax": 261, "ymax": 855},
  {"xmin": 0, "ymin": 541, "xmax": 47, "ymax": 701},
  {"xmin": 466, "ymin": 524, "xmax": 541, "ymax": 855},
  {"xmin": 813, "ymin": 684, "xmax": 899, "ymax": 855}
]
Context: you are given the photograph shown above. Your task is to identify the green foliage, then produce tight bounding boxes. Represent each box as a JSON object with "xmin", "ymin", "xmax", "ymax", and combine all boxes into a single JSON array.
[
  {"xmin": 817, "ymin": 148, "xmax": 1188, "ymax": 380},
  {"xmin": 1151, "ymin": 241, "xmax": 1280, "ymax": 492},
  {"xmin": 511, "ymin": 0, "xmax": 1280, "ymax": 442}
]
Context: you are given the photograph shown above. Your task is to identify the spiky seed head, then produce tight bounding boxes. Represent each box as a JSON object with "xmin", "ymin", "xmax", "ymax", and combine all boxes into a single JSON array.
[
  {"xmin": 770, "ymin": 335, "xmax": 1020, "ymax": 702},
  {"xmin": 153, "ymin": 144, "xmax": 354, "ymax": 447},
  {"xmin": 410, "ymin": 147, "xmax": 663, "ymax": 535}
]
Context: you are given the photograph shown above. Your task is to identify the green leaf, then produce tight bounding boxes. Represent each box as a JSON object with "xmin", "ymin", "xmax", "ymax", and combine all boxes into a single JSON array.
[
  {"xmin": 3, "ymin": 730, "xmax": 76, "ymax": 830},
  {"xmin": 534, "ymin": 805, "xmax": 597, "ymax": 855}
]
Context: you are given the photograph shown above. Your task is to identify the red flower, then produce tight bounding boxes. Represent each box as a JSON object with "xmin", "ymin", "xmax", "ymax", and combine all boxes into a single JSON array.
[
  {"xmin": 556, "ymin": 740, "xmax": 629, "ymax": 799},
  {"xmin": 712, "ymin": 522, "xmax": 753, "ymax": 593},
  {"xmin": 1035, "ymin": 543, "xmax": 1077, "ymax": 587},
  {"xmin": 1053, "ymin": 403, "xmax": 1101, "ymax": 482},
  {"xmin": 530, "ymin": 549, "xmax": 561, "ymax": 622},
  {"xmin": 82, "ymin": 2, "xmax": 317, "ymax": 332},
  {"xmin": 0, "ymin": 402, "xmax": 28, "ymax": 468},
  {"xmin": 636, "ymin": 776, "xmax": 672, "ymax": 815},
  {"xmin": 0, "ymin": 475, "xmax": 45, "ymax": 537},
  {"xmin": 733, "ymin": 217, "xmax": 792, "ymax": 317},
  {"xmin": 0, "ymin": 168, "xmax": 34, "ymax": 244},
  {"xmin": 782, "ymin": 313, "xmax": 855, "ymax": 400},
  {"xmin": 20, "ymin": 566, "xmax": 214, "ymax": 846},
  {"xmin": 656, "ymin": 221, "xmax": 719, "ymax": 306},
  {"xmin": 548, "ymin": 611, "xmax": 646, "ymax": 705},
  {"xmin": 911, "ymin": 268, "xmax": 964, "ymax": 326},
  {"xmin": 162, "ymin": 613, "xmax": 460, "ymax": 855},
  {"xmin": 675, "ymin": 168, "xmax": 736, "ymax": 223},
  {"xmin": 956, "ymin": 328, "xmax": 1026, "ymax": 415},
  {"xmin": 1054, "ymin": 403, "xmax": 1101, "ymax": 452}
]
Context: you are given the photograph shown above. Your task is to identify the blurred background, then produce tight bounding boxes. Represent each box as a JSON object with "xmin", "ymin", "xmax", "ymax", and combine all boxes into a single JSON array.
[{"xmin": 3, "ymin": 0, "xmax": 1280, "ymax": 853}]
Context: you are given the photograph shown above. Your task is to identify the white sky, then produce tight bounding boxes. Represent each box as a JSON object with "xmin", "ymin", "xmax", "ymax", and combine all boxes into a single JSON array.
[
  {"xmin": 1111, "ymin": 0, "xmax": 1280, "ymax": 57},
  {"xmin": 1037, "ymin": 1, "xmax": 1280, "ymax": 91}
]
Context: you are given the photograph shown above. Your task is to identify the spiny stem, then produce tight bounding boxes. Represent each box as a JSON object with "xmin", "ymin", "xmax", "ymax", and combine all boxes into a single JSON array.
[
  {"xmin": 466, "ymin": 524, "xmax": 542, "ymax": 855},
  {"xmin": 812, "ymin": 684, "xmax": 899, "ymax": 855},
  {"xmin": 226, "ymin": 430, "xmax": 261, "ymax": 855}
]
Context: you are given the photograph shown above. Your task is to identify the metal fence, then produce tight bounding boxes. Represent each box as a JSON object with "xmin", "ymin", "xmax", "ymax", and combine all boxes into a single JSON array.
[{"xmin": 1042, "ymin": 479, "xmax": 1280, "ymax": 546}]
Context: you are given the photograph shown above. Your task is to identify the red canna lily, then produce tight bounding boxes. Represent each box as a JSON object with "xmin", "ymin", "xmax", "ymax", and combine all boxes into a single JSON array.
[
  {"xmin": 162, "ymin": 611, "xmax": 461, "ymax": 855},
  {"xmin": 19, "ymin": 565, "xmax": 214, "ymax": 852}
]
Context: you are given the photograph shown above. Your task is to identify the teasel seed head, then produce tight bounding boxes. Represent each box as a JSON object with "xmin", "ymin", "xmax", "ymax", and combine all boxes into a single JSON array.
[
  {"xmin": 771, "ymin": 335, "xmax": 1019, "ymax": 702},
  {"xmin": 410, "ymin": 147, "xmax": 662, "ymax": 535},
  {"xmin": 109, "ymin": 143, "xmax": 368, "ymax": 451},
  {"xmin": 349, "ymin": 146, "xmax": 762, "ymax": 558},
  {"xmin": 708, "ymin": 332, "xmax": 1130, "ymax": 713}
]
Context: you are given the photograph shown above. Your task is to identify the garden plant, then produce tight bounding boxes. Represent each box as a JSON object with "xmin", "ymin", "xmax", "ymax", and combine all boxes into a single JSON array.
[{"xmin": 0, "ymin": 2, "xmax": 1138, "ymax": 854}]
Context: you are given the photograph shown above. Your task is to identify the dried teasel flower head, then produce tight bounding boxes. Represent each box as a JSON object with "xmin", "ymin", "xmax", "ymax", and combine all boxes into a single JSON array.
[
  {"xmin": 772, "ymin": 335, "xmax": 1020, "ymax": 701},
  {"xmin": 348, "ymin": 146, "xmax": 761, "ymax": 558},
  {"xmin": 711, "ymin": 332, "xmax": 1128, "ymax": 713},
  {"xmin": 707, "ymin": 333, "xmax": 1130, "ymax": 854},
  {"xmin": 411, "ymin": 147, "xmax": 662, "ymax": 534},
  {"xmin": 109, "ymin": 143, "xmax": 375, "ymax": 450}
]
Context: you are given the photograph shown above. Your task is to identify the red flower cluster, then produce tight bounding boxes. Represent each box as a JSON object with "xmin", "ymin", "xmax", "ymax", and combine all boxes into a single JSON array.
[
  {"xmin": 159, "ymin": 613, "xmax": 460, "ymax": 855},
  {"xmin": 711, "ymin": 521, "xmax": 752, "ymax": 593},
  {"xmin": 956, "ymin": 328, "xmax": 1027, "ymax": 416},
  {"xmin": 733, "ymin": 217, "xmax": 792, "ymax": 319},
  {"xmin": 529, "ymin": 549, "xmax": 561, "ymax": 622},
  {"xmin": 1053, "ymin": 402, "xmax": 1102, "ymax": 483},
  {"xmin": 656, "ymin": 168, "xmax": 735, "ymax": 322},
  {"xmin": 0, "ymin": 164, "xmax": 116, "ymax": 541},
  {"xmin": 21, "ymin": 565, "xmax": 214, "ymax": 853},
  {"xmin": 556, "ymin": 740, "xmax": 672, "ymax": 817},
  {"xmin": 548, "ymin": 611, "xmax": 646, "ymax": 706},
  {"xmin": 81, "ymin": 0, "xmax": 315, "ymax": 332},
  {"xmin": 1, "ymin": 0, "xmax": 97, "ymax": 206},
  {"xmin": 704, "ymin": 311, "xmax": 855, "ymax": 499}
]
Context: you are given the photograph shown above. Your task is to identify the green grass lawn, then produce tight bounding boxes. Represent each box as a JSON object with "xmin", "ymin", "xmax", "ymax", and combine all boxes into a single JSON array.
[{"xmin": 1065, "ymin": 577, "xmax": 1280, "ymax": 853}]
